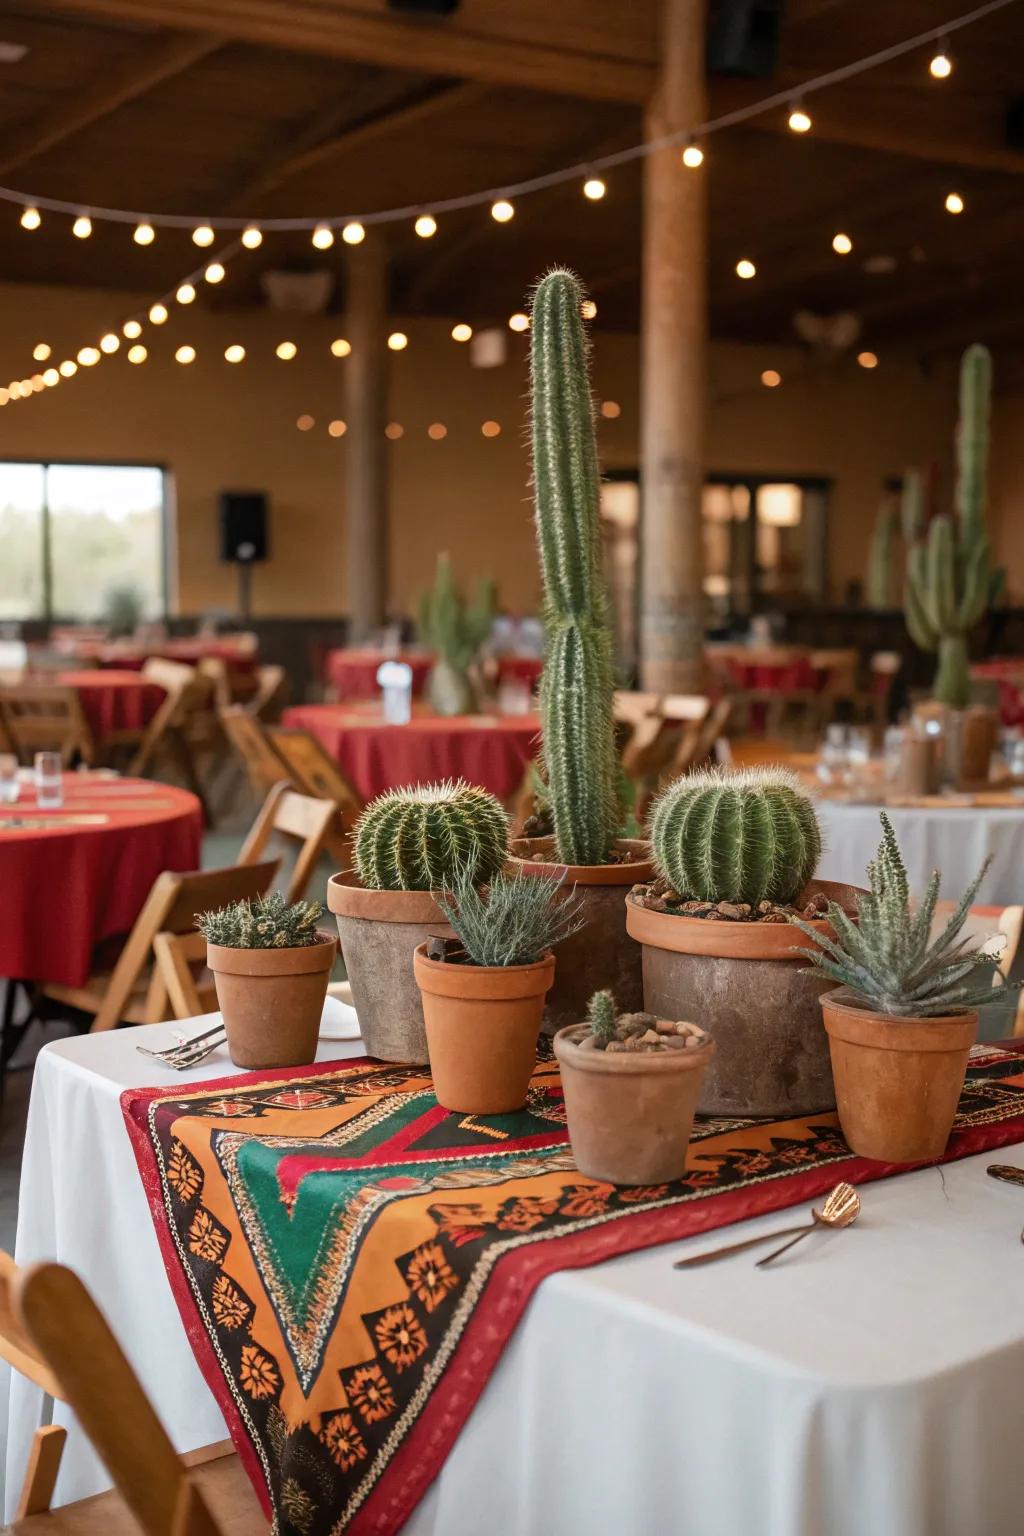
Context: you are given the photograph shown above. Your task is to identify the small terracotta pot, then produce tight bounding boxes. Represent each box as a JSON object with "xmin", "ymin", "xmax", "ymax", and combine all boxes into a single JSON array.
[
  {"xmin": 207, "ymin": 931, "xmax": 337, "ymax": 1069},
  {"xmin": 822, "ymin": 989, "xmax": 977, "ymax": 1163},
  {"xmin": 328, "ymin": 872, "xmax": 454, "ymax": 1063},
  {"xmin": 506, "ymin": 837, "xmax": 653, "ymax": 1033},
  {"xmin": 554, "ymin": 1024, "xmax": 715, "ymax": 1185},
  {"xmin": 414, "ymin": 944, "xmax": 554, "ymax": 1113}
]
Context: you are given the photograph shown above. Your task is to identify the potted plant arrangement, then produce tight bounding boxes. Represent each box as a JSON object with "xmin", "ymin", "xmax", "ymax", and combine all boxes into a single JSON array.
[
  {"xmin": 794, "ymin": 812, "xmax": 1010, "ymax": 1162},
  {"xmin": 419, "ymin": 552, "xmax": 495, "ymax": 717},
  {"xmin": 413, "ymin": 865, "xmax": 584, "ymax": 1113},
  {"xmin": 199, "ymin": 892, "xmax": 336, "ymax": 1069},
  {"xmin": 327, "ymin": 779, "xmax": 509, "ymax": 1063},
  {"xmin": 507, "ymin": 266, "xmax": 652, "ymax": 1029},
  {"xmin": 626, "ymin": 766, "xmax": 864, "ymax": 1117},
  {"xmin": 554, "ymin": 989, "xmax": 713, "ymax": 1184}
]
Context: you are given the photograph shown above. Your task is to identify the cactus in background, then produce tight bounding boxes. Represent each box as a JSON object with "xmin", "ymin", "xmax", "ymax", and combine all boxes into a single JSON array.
[
  {"xmin": 586, "ymin": 988, "xmax": 617, "ymax": 1046},
  {"xmin": 648, "ymin": 767, "xmax": 822, "ymax": 907},
  {"xmin": 899, "ymin": 467, "xmax": 925, "ymax": 545},
  {"xmin": 529, "ymin": 267, "xmax": 618, "ymax": 866},
  {"xmin": 419, "ymin": 553, "xmax": 495, "ymax": 716},
  {"xmin": 866, "ymin": 495, "xmax": 898, "ymax": 607},
  {"xmin": 905, "ymin": 344, "xmax": 1004, "ymax": 708},
  {"xmin": 353, "ymin": 779, "xmax": 508, "ymax": 892}
]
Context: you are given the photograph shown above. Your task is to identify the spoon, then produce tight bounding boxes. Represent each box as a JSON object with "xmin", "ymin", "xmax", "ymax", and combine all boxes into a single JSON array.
[{"xmin": 673, "ymin": 1182, "xmax": 861, "ymax": 1269}]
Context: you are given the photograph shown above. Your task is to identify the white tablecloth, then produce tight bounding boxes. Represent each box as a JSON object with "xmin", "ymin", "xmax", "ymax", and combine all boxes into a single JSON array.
[
  {"xmin": 5, "ymin": 1023, "xmax": 1024, "ymax": 1534},
  {"xmin": 818, "ymin": 800, "xmax": 1024, "ymax": 905}
]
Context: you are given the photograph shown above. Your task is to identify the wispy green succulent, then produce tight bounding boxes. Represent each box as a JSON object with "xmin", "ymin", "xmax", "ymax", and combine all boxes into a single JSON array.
[
  {"xmin": 437, "ymin": 864, "xmax": 585, "ymax": 968},
  {"xmin": 198, "ymin": 891, "xmax": 324, "ymax": 949}
]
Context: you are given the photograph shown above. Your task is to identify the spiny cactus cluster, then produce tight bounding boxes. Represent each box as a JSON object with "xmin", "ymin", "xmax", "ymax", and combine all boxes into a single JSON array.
[
  {"xmin": 905, "ymin": 344, "xmax": 1004, "ymax": 708},
  {"xmin": 353, "ymin": 780, "xmax": 508, "ymax": 892},
  {"xmin": 529, "ymin": 267, "xmax": 619, "ymax": 867},
  {"xmin": 419, "ymin": 553, "xmax": 495, "ymax": 670},
  {"xmin": 793, "ymin": 811, "xmax": 1012, "ymax": 1016},
  {"xmin": 199, "ymin": 891, "xmax": 324, "ymax": 949},
  {"xmin": 587, "ymin": 988, "xmax": 617, "ymax": 1046},
  {"xmin": 437, "ymin": 864, "xmax": 585, "ymax": 967},
  {"xmin": 648, "ymin": 767, "xmax": 822, "ymax": 907}
]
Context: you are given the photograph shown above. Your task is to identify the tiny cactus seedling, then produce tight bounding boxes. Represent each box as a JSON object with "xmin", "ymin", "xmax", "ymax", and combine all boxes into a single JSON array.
[
  {"xmin": 198, "ymin": 891, "xmax": 324, "ymax": 949},
  {"xmin": 353, "ymin": 780, "xmax": 509, "ymax": 892},
  {"xmin": 587, "ymin": 989, "xmax": 617, "ymax": 1046},
  {"xmin": 648, "ymin": 767, "xmax": 822, "ymax": 907}
]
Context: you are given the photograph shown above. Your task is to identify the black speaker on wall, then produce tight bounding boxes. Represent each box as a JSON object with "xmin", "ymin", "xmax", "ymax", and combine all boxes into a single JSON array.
[{"xmin": 219, "ymin": 490, "xmax": 268, "ymax": 565}]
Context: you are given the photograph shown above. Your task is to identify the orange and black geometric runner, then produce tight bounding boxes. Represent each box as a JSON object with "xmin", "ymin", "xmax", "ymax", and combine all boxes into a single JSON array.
[{"xmin": 122, "ymin": 1043, "xmax": 1024, "ymax": 1536}]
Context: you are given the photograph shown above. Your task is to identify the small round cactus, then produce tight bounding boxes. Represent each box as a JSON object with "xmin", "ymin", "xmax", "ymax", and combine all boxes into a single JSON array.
[
  {"xmin": 353, "ymin": 779, "xmax": 509, "ymax": 892},
  {"xmin": 648, "ymin": 767, "xmax": 822, "ymax": 907}
]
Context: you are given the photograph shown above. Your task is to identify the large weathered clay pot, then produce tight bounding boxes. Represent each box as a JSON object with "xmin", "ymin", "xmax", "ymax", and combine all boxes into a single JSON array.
[
  {"xmin": 506, "ymin": 837, "xmax": 653, "ymax": 1033},
  {"xmin": 822, "ymin": 989, "xmax": 977, "ymax": 1162},
  {"xmin": 414, "ymin": 944, "xmax": 554, "ymax": 1113},
  {"xmin": 327, "ymin": 873, "xmax": 453, "ymax": 1063},
  {"xmin": 625, "ymin": 880, "xmax": 866, "ymax": 1118},
  {"xmin": 427, "ymin": 658, "xmax": 476, "ymax": 717},
  {"xmin": 207, "ymin": 932, "xmax": 337, "ymax": 1069},
  {"xmin": 554, "ymin": 1024, "xmax": 715, "ymax": 1184}
]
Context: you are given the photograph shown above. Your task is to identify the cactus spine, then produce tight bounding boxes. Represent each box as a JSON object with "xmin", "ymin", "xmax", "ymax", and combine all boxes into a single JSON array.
[
  {"xmin": 353, "ymin": 780, "xmax": 508, "ymax": 891},
  {"xmin": 529, "ymin": 267, "xmax": 618, "ymax": 866},
  {"xmin": 648, "ymin": 767, "xmax": 822, "ymax": 907},
  {"xmin": 866, "ymin": 495, "xmax": 898, "ymax": 607},
  {"xmin": 904, "ymin": 344, "xmax": 1003, "ymax": 708}
]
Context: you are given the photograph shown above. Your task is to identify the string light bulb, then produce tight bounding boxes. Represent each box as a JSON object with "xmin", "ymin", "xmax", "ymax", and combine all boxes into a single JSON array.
[
  {"xmin": 133, "ymin": 222, "xmax": 155, "ymax": 245},
  {"xmin": 59, "ymin": 360, "xmax": 77, "ymax": 377},
  {"xmin": 681, "ymin": 139, "xmax": 704, "ymax": 168},
  {"xmin": 42, "ymin": 369, "xmax": 59, "ymax": 387},
  {"xmin": 929, "ymin": 44, "xmax": 953, "ymax": 78},
  {"xmin": 72, "ymin": 215, "xmax": 92, "ymax": 239},
  {"xmin": 123, "ymin": 319, "xmax": 143, "ymax": 339},
  {"xmin": 176, "ymin": 283, "xmax": 196, "ymax": 304},
  {"xmin": 387, "ymin": 331, "xmax": 408, "ymax": 351},
  {"xmin": 77, "ymin": 346, "xmax": 100, "ymax": 367},
  {"xmin": 451, "ymin": 323, "xmax": 472, "ymax": 343},
  {"xmin": 99, "ymin": 333, "xmax": 119, "ymax": 354},
  {"xmin": 342, "ymin": 221, "xmax": 365, "ymax": 245},
  {"xmin": 32, "ymin": 343, "xmax": 51, "ymax": 361},
  {"xmin": 414, "ymin": 214, "xmax": 437, "ymax": 238},
  {"xmin": 945, "ymin": 191, "xmax": 964, "ymax": 214},
  {"xmin": 175, "ymin": 345, "xmax": 196, "ymax": 364},
  {"xmin": 31, "ymin": 375, "xmax": 45, "ymax": 392},
  {"xmin": 583, "ymin": 177, "xmax": 606, "ymax": 201},
  {"xmin": 204, "ymin": 261, "xmax": 225, "ymax": 283},
  {"xmin": 148, "ymin": 303, "xmax": 168, "ymax": 325},
  {"xmin": 787, "ymin": 103, "xmax": 812, "ymax": 133},
  {"xmin": 127, "ymin": 344, "xmax": 147, "ymax": 364},
  {"xmin": 191, "ymin": 225, "xmax": 215, "ymax": 247},
  {"xmin": 857, "ymin": 350, "xmax": 879, "ymax": 369},
  {"xmin": 832, "ymin": 231, "xmax": 853, "ymax": 255},
  {"xmin": 581, "ymin": 299, "xmax": 597, "ymax": 320},
  {"xmin": 491, "ymin": 199, "xmax": 514, "ymax": 223},
  {"xmin": 330, "ymin": 338, "xmax": 351, "ymax": 357},
  {"xmin": 224, "ymin": 344, "xmax": 245, "ymax": 363},
  {"xmin": 20, "ymin": 206, "xmax": 41, "ymax": 230},
  {"xmin": 312, "ymin": 223, "xmax": 335, "ymax": 249},
  {"xmin": 508, "ymin": 312, "xmax": 529, "ymax": 333},
  {"xmin": 275, "ymin": 340, "xmax": 297, "ymax": 360},
  {"xmin": 761, "ymin": 369, "xmax": 782, "ymax": 388},
  {"xmin": 736, "ymin": 258, "xmax": 757, "ymax": 280},
  {"xmin": 241, "ymin": 224, "xmax": 263, "ymax": 249}
]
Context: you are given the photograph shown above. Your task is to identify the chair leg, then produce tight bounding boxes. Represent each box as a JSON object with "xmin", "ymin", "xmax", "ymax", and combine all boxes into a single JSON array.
[
  {"xmin": 0, "ymin": 979, "xmax": 28, "ymax": 1095},
  {"xmin": 168, "ymin": 731, "xmax": 214, "ymax": 827},
  {"xmin": 15, "ymin": 1425, "xmax": 66, "ymax": 1519}
]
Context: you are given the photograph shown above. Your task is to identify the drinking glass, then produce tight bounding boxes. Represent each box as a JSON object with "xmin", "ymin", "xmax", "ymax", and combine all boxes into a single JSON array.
[
  {"xmin": 34, "ymin": 752, "xmax": 64, "ymax": 809},
  {"xmin": 0, "ymin": 753, "xmax": 19, "ymax": 805},
  {"xmin": 817, "ymin": 723, "xmax": 849, "ymax": 786}
]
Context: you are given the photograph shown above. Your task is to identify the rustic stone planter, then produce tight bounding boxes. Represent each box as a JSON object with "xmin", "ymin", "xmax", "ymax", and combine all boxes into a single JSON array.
[
  {"xmin": 822, "ymin": 988, "xmax": 977, "ymax": 1162},
  {"xmin": 625, "ymin": 880, "xmax": 865, "ymax": 1118},
  {"xmin": 554, "ymin": 1023, "xmax": 715, "ymax": 1184},
  {"xmin": 506, "ymin": 836, "xmax": 653, "ymax": 1033},
  {"xmin": 327, "ymin": 872, "xmax": 453, "ymax": 1063},
  {"xmin": 207, "ymin": 931, "xmax": 336, "ymax": 1069}
]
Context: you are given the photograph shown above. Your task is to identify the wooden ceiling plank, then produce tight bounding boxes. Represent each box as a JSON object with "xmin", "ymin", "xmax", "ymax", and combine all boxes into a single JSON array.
[{"xmin": 0, "ymin": 28, "xmax": 225, "ymax": 179}]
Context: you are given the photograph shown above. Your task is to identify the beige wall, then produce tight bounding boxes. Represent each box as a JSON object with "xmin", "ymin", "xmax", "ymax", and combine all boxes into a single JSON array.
[{"xmin": 1, "ymin": 278, "xmax": 1013, "ymax": 618}]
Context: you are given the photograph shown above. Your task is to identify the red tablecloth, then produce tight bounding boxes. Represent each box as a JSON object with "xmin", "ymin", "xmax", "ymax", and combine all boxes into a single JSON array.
[
  {"xmin": 57, "ymin": 670, "xmax": 165, "ymax": 744},
  {"xmin": 972, "ymin": 659, "xmax": 1024, "ymax": 727},
  {"xmin": 496, "ymin": 654, "xmax": 543, "ymax": 689},
  {"xmin": 0, "ymin": 776, "xmax": 202, "ymax": 985},
  {"xmin": 324, "ymin": 649, "xmax": 433, "ymax": 700},
  {"xmin": 282, "ymin": 704, "xmax": 540, "ymax": 802},
  {"xmin": 57, "ymin": 640, "xmax": 256, "ymax": 672}
]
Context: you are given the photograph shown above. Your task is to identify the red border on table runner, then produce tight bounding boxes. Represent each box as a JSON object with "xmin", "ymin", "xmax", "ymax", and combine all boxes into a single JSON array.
[{"xmin": 121, "ymin": 1048, "xmax": 1024, "ymax": 1534}]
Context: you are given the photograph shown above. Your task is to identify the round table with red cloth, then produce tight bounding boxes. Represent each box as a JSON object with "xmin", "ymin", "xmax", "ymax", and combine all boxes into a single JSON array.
[
  {"xmin": 57, "ymin": 670, "xmax": 166, "ymax": 746},
  {"xmin": 971, "ymin": 658, "xmax": 1024, "ymax": 728},
  {"xmin": 282, "ymin": 704, "xmax": 540, "ymax": 802},
  {"xmin": 55, "ymin": 639, "xmax": 257, "ymax": 672},
  {"xmin": 0, "ymin": 776, "xmax": 202, "ymax": 986},
  {"xmin": 325, "ymin": 649, "xmax": 434, "ymax": 701},
  {"xmin": 495, "ymin": 655, "xmax": 544, "ymax": 689}
]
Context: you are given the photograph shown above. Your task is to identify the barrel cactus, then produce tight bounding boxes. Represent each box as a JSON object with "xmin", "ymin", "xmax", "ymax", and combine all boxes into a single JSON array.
[
  {"xmin": 648, "ymin": 767, "xmax": 822, "ymax": 907},
  {"xmin": 905, "ymin": 344, "xmax": 1004, "ymax": 708},
  {"xmin": 353, "ymin": 780, "xmax": 508, "ymax": 891},
  {"xmin": 529, "ymin": 267, "xmax": 619, "ymax": 867}
]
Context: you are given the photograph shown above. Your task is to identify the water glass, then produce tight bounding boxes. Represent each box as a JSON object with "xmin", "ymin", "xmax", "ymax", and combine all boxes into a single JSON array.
[
  {"xmin": 817, "ymin": 723, "xmax": 849, "ymax": 786},
  {"xmin": 0, "ymin": 753, "xmax": 19, "ymax": 805},
  {"xmin": 377, "ymin": 660, "xmax": 413, "ymax": 726},
  {"xmin": 34, "ymin": 751, "xmax": 64, "ymax": 809}
]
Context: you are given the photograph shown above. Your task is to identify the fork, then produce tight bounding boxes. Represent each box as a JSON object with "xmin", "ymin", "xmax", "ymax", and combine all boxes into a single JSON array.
[{"xmin": 136, "ymin": 1022, "xmax": 226, "ymax": 1070}]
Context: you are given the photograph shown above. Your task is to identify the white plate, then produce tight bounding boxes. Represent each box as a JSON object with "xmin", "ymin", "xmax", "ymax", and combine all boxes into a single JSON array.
[{"xmin": 319, "ymin": 993, "xmax": 361, "ymax": 1041}]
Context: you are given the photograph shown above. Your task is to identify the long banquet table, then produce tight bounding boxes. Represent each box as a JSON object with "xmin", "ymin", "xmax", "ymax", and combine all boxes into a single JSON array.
[{"xmin": 5, "ymin": 1021, "xmax": 1024, "ymax": 1535}]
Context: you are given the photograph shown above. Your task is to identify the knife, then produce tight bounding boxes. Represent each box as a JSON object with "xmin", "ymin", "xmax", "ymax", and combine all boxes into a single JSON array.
[{"xmin": 987, "ymin": 1164, "xmax": 1024, "ymax": 1188}]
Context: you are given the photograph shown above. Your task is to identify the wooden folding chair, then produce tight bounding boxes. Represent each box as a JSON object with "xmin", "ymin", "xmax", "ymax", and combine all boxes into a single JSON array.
[
  {"xmin": 238, "ymin": 782, "xmax": 339, "ymax": 902},
  {"xmin": 129, "ymin": 661, "xmax": 216, "ymax": 821},
  {"xmin": 36, "ymin": 861, "xmax": 278, "ymax": 1034},
  {"xmin": 614, "ymin": 691, "xmax": 664, "ymax": 784},
  {"xmin": 265, "ymin": 727, "xmax": 364, "ymax": 860},
  {"xmin": 5, "ymin": 1252, "xmax": 266, "ymax": 1533},
  {"xmin": 0, "ymin": 686, "xmax": 94, "ymax": 767},
  {"xmin": 664, "ymin": 695, "xmax": 732, "ymax": 780},
  {"xmin": 930, "ymin": 901, "xmax": 1024, "ymax": 1035},
  {"xmin": 249, "ymin": 664, "xmax": 288, "ymax": 721},
  {"xmin": 219, "ymin": 707, "xmax": 291, "ymax": 800}
]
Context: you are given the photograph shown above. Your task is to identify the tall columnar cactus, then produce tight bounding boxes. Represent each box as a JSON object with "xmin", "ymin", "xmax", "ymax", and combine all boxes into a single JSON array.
[
  {"xmin": 899, "ymin": 467, "xmax": 926, "ymax": 545},
  {"xmin": 648, "ymin": 767, "xmax": 822, "ymax": 907},
  {"xmin": 866, "ymin": 495, "xmax": 898, "ymax": 607},
  {"xmin": 353, "ymin": 780, "xmax": 508, "ymax": 891},
  {"xmin": 530, "ymin": 267, "xmax": 618, "ymax": 866},
  {"xmin": 905, "ymin": 344, "xmax": 1004, "ymax": 708}
]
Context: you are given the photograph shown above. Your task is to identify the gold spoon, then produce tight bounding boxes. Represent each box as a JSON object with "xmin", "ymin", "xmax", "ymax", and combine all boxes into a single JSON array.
[{"xmin": 673, "ymin": 1182, "xmax": 861, "ymax": 1270}]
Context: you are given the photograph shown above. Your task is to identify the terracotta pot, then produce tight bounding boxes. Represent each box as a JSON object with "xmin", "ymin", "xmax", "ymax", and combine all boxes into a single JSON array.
[
  {"xmin": 625, "ymin": 880, "xmax": 866, "ymax": 1117},
  {"xmin": 207, "ymin": 931, "xmax": 337, "ymax": 1069},
  {"xmin": 822, "ymin": 989, "xmax": 977, "ymax": 1162},
  {"xmin": 955, "ymin": 705, "xmax": 998, "ymax": 787},
  {"xmin": 506, "ymin": 837, "xmax": 653, "ymax": 1033},
  {"xmin": 554, "ymin": 1024, "xmax": 715, "ymax": 1185},
  {"xmin": 413, "ymin": 944, "xmax": 554, "ymax": 1113},
  {"xmin": 327, "ymin": 872, "xmax": 453, "ymax": 1063}
]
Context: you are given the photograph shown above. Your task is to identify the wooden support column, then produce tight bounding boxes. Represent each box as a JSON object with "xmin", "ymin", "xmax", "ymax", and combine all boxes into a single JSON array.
[
  {"xmin": 345, "ymin": 234, "xmax": 389, "ymax": 641},
  {"xmin": 639, "ymin": 0, "xmax": 708, "ymax": 691}
]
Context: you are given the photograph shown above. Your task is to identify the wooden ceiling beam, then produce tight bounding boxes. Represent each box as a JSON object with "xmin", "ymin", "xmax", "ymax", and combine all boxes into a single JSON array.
[
  {"xmin": 36, "ymin": 0, "xmax": 655, "ymax": 104},
  {"xmin": 0, "ymin": 28, "xmax": 224, "ymax": 178},
  {"xmin": 749, "ymin": 108, "xmax": 1024, "ymax": 176}
]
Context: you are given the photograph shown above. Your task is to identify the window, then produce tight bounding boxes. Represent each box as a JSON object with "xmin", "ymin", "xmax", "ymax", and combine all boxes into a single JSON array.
[{"xmin": 0, "ymin": 461, "xmax": 168, "ymax": 622}]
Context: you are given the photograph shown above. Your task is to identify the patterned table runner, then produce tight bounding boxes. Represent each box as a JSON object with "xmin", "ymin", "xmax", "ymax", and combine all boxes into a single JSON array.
[{"xmin": 123, "ymin": 1044, "xmax": 1024, "ymax": 1536}]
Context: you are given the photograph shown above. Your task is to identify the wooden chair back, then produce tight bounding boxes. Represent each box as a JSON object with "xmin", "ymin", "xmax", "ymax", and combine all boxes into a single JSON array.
[
  {"xmin": 0, "ymin": 1249, "xmax": 67, "ymax": 1520},
  {"xmin": 931, "ymin": 902, "xmax": 1024, "ymax": 1035},
  {"xmin": 613, "ymin": 690, "xmax": 662, "ymax": 725},
  {"xmin": 152, "ymin": 930, "xmax": 210, "ymax": 1020},
  {"xmin": 220, "ymin": 705, "xmax": 291, "ymax": 798},
  {"xmin": 250, "ymin": 664, "xmax": 288, "ymax": 721},
  {"xmin": 266, "ymin": 726, "xmax": 364, "ymax": 826},
  {"xmin": 667, "ymin": 696, "xmax": 732, "ymax": 779},
  {"xmin": 131, "ymin": 660, "xmax": 204, "ymax": 773},
  {"xmin": 0, "ymin": 684, "xmax": 94, "ymax": 766},
  {"xmin": 810, "ymin": 649, "xmax": 859, "ymax": 696},
  {"xmin": 239, "ymin": 782, "xmax": 339, "ymax": 902}
]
